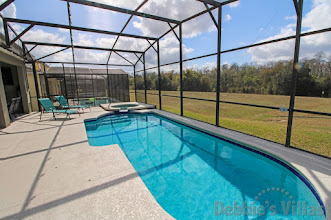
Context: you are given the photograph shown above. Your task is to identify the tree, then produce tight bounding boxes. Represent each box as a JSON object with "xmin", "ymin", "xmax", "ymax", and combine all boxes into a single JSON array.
[{"xmin": 131, "ymin": 52, "xmax": 330, "ymax": 98}]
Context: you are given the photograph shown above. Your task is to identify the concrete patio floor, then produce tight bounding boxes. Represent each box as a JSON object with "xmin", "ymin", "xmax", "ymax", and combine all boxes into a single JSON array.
[{"xmin": 0, "ymin": 107, "xmax": 173, "ymax": 219}]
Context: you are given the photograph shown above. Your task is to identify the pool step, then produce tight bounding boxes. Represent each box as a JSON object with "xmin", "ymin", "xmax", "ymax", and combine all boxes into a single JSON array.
[{"xmin": 86, "ymin": 117, "xmax": 131, "ymax": 131}]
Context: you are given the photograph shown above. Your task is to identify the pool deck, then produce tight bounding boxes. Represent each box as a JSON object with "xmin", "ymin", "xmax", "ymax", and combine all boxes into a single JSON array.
[
  {"xmin": 0, "ymin": 107, "xmax": 173, "ymax": 219},
  {"xmin": 0, "ymin": 107, "xmax": 330, "ymax": 219}
]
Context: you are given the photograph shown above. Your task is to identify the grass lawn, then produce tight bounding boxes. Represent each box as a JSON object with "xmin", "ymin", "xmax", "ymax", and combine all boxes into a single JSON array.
[{"xmin": 130, "ymin": 90, "xmax": 331, "ymax": 158}]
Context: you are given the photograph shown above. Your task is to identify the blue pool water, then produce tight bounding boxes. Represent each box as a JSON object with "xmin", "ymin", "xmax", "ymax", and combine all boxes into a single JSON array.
[{"xmin": 85, "ymin": 113, "xmax": 325, "ymax": 219}]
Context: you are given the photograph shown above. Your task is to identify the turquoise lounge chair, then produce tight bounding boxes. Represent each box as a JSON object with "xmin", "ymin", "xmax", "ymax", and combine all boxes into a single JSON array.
[
  {"xmin": 55, "ymin": 96, "xmax": 90, "ymax": 112},
  {"xmin": 38, "ymin": 98, "xmax": 79, "ymax": 121}
]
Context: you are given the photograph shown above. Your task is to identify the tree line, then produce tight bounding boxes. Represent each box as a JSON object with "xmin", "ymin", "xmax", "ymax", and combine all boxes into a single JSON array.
[{"xmin": 129, "ymin": 52, "xmax": 331, "ymax": 97}]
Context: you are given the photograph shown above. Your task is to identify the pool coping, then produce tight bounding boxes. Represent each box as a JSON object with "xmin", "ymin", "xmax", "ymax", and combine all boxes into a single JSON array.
[
  {"xmin": 86, "ymin": 109, "xmax": 330, "ymax": 218},
  {"xmin": 100, "ymin": 102, "xmax": 155, "ymax": 111}
]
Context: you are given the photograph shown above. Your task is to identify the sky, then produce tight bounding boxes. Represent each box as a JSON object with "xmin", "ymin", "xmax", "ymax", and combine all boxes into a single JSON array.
[{"xmin": 0, "ymin": 0, "xmax": 330, "ymax": 74}]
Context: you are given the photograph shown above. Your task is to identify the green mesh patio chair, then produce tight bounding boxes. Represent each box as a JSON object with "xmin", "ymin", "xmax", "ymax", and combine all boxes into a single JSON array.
[
  {"xmin": 38, "ymin": 98, "xmax": 80, "ymax": 121},
  {"xmin": 55, "ymin": 96, "xmax": 90, "ymax": 112}
]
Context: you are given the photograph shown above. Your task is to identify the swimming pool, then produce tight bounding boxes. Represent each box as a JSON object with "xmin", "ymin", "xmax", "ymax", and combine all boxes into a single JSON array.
[{"xmin": 85, "ymin": 113, "xmax": 325, "ymax": 219}]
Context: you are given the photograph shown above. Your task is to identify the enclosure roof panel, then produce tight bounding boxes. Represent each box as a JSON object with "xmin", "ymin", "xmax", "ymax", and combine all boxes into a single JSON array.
[
  {"xmin": 84, "ymin": 0, "xmax": 147, "ymax": 11},
  {"xmin": 90, "ymin": 69, "xmax": 126, "ymax": 74},
  {"xmin": 46, "ymin": 67, "xmax": 127, "ymax": 74}
]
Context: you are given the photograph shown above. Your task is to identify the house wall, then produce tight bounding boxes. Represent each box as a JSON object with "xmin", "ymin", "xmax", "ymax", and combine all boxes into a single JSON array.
[
  {"xmin": 48, "ymin": 78, "xmax": 61, "ymax": 96},
  {"xmin": 25, "ymin": 63, "xmax": 51, "ymax": 110},
  {"xmin": 0, "ymin": 68, "xmax": 10, "ymax": 128},
  {"xmin": 27, "ymin": 72, "xmax": 42, "ymax": 112},
  {"xmin": 0, "ymin": 47, "xmax": 31, "ymax": 128},
  {"xmin": 39, "ymin": 75, "xmax": 48, "ymax": 98}
]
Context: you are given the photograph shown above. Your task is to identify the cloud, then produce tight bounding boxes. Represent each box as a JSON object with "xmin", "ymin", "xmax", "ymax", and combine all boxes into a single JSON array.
[
  {"xmin": 75, "ymin": 33, "xmax": 95, "ymax": 46},
  {"xmin": 128, "ymin": 36, "xmax": 193, "ymax": 71},
  {"xmin": 42, "ymin": 49, "xmax": 73, "ymax": 62},
  {"xmin": 85, "ymin": 6, "xmax": 115, "ymax": 31},
  {"xmin": 19, "ymin": 29, "xmax": 69, "ymax": 61},
  {"xmin": 0, "ymin": 0, "xmax": 16, "ymax": 35},
  {"xmin": 22, "ymin": 29, "xmax": 66, "ymax": 44},
  {"xmin": 228, "ymin": 1, "xmax": 240, "ymax": 8},
  {"xmin": 10, "ymin": 23, "xmax": 22, "ymax": 31},
  {"xmin": 18, "ymin": 28, "xmax": 123, "ymax": 64},
  {"xmin": 72, "ymin": 49, "xmax": 109, "ymax": 63},
  {"xmin": 113, "ymin": 36, "xmax": 149, "ymax": 52},
  {"xmin": 133, "ymin": 19, "xmax": 169, "ymax": 38},
  {"xmin": 285, "ymin": 15, "xmax": 296, "ymax": 20},
  {"xmin": 224, "ymin": 14, "xmax": 232, "ymax": 21},
  {"xmin": 96, "ymin": 37, "xmax": 116, "ymax": 48},
  {"xmin": 247, "ymin": 0, "xmax": 331, "ymax": 64},
  {"xmin": 159, "ymin": 37, "xmax": 193, "ymax": 65},
  {"xmin": 302, "ymin": 0, "xmax": 331, "ymax": 30},
  {"xmin": 203, "ymin": 62, "xmax": 217, "ymax": 70},
  {"xmin": 90, "ymin": 0, "xmax": 143, "ymax": 10},
  {"xmin": 247, "ymin": 28, "xmax": 296, "ymax": 64},
  {"xmin": 0, "ymin": 0, "xmax": 16, "ymax": 18},
  {"xmin": 133, "ymin": 0, "xmax": 217, "ymax": 38},
  {"xmin": 103, "ymin": 35, "xmax": 193, "ymax": 68},
  {"xmin": 58, "ymin": 28, "xmax": 70, "ymax": 33},
  {"xmin": 1, "ymin": 0, "xmax": 195, "ymax": 66},
  {"xmin": 24, "ymin": 30, "xmax": 193, "ymax": 66},
  {"xmin": 187, "ymin": 61, "xmax": 216, "ymax": 70},
  {"xmin": 58, "ymin": 34, "xmax": 193, "ymax": 66}
]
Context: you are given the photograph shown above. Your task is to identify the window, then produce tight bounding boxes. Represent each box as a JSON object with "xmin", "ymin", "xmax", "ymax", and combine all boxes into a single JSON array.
[{"xmin": 1, "ymin": 67, "xmax": 14, "ymax": 85}]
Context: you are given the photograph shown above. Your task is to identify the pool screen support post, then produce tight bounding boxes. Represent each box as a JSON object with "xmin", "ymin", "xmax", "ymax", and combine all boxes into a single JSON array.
[
  {"xmin": 22, "ymin": 41, "xmax": 26, "ymax": 60},
  {"xmin": 68, "ymin": 66, "xmax": 74, "ymax": 99},
  {"xmin": 215, "ymin": 6, "xmax": 222, "ymax": 127},
  {"xmin": 43, "ymin": 62, "xmax": 50, "ymax": 98},
  {"xmin": 62, "ymin": 69, "xmax": 68, "ymax": 100},
  {"xmin": 31, "ymin": 61, "xmax": 41, "ymax": 111},
  {"xmin": 106, "ymin": 65, "xmax": 110, "ymax": 103},
  {"xmin": 133, "ymin": 65, "xmax": 137, "ymax": 102},
  {"xmin": 3, "ymin": 19, "xmax": 10, "ymax": 47},
  {"xmin": 63, "ymin": 64, "xmax": 72, "ymax": 99},
  {"xmin": 286, "ymin": 0, "xmax": 303, "ymax": 147},
  {"xmin": 66, "ymin": 2, "xmax": 79, "ymax": 103},
  {"xmin": 179, "ymin": 23, "xmax": 183, "ymax": 116},
  {"xmin": 157, "ymin": 40, "xmax": 162, "ymax": 110},
  {"xmin": 62, "ymin": 63, "xmax": 66, "ymax": 96},
  {"xmin": 143, "ymin": 53, "xmax": 147, "ymax": 104},
  {"xmin": 91, "ymin": 74, "xmax": 95, "ymax": 100}
]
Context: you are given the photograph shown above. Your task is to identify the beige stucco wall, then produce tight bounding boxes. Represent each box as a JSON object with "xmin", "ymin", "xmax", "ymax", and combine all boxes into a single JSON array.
[
  {"xmin": 27, "ymin": 73, "xmax": 42, "ymax": 112},
  {"xmin": 0, "ymin": 68, "xmax": 10, "ymax": 128},
  {"xmin": 0, "ymin": 47, "xmax": 31, "ymax": 128},
  {"xmin": 48, "ymin": 78, "xmax": 61, "ymax": 96}
]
